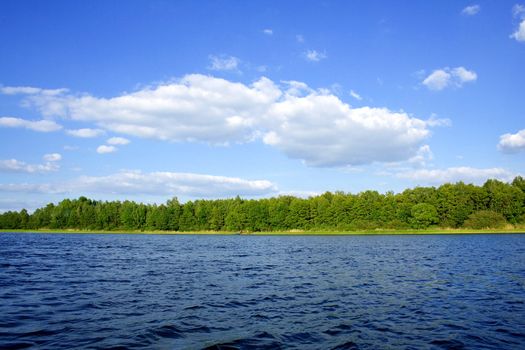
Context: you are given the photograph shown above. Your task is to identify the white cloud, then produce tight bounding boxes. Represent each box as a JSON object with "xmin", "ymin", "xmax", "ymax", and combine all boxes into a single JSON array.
[
  {"xmin": 511, "ymin": 4, "xmax": 525, "ymax": 42},
  {"xmin": 96, "ymin": 145, "xmax": 117, "ymax": 154},
  {"xmin": 349, "ymin": 90, "xmax": 363, "ymax": 101},
  {"xmin": 66, "ymin": 128, "xmax": 105, "ymax": 138},
  {"xmin": 0, "ymin": 116, "xmax": 62, "ymax": 132},
  {"xmin": 263, "ymin": 29, "xmax": 273, "ymax": 35},
  {"xmin": 20, "ymin": 75, "xmax": 281, "ymax": 145},
  {"xmin": 513, "ymin": 4, "xmax": 525, "ymax": 18},
  {"xmin": 452, "ymin": 66, "xmax": 477, "ymax": 83},
  {"xmin": 9, "ymin": 75, "xmax": 441, "ymax": 167},
  {"xmin": 0, "ymin": 171, "xmax": 277, "ymax": 197},
  {"xmin": 498, "ymin": 129, "xmax": 525, "ymax": 153},
  {"xmin": 0, "ymin": 154, "xmax": 61, "ymax": 173},
  {"xmin": 0, "ymin": 199, "xmax": 44, "ymax": 213},
  {"xmin": 262, "ymin": 95, "xmax": 432, "ymax": 167},
  {"xmin": 397, "ymin": 167, "xmax": 515, "ymax": 184},
  {"xmin": 0, "ymin": 86, "xmax": 68, "ymax": 96},
  {"xmin": 426, "ymin": 114, "xmax": 452, "ymax": 127},
  {"xmin": 511, "ymin": 20, "xmax": 525, "ymax": 42},
  {"xmin": 423, "ymin": 70, "xmax": 451, "ymax": 90},
  {"xmin": 422, "ymin": 66, "xmax": 477, "ymax": 90},
  {"xmin": 43, "ymin": 153, "xmax": 62, "ymax": 162},
  {"xmin": 408, "ymin": 145, "xmax": 433, "ymax": 166},
  {"xmin": 208, "ymin": 55, "xmax": 241, "ymax": 71},
  {"xmin": 107, "ymin": 137, "xmax": 130, "ymax": 145},
  {"xmin": 281, "ymin": 80, "xmax": 313, "ymax": 97},
  {"xmin": 304, "ymin": 50, "xmax": 326, "ymax": 62},
  {"xmin": 462, "ymin": 4, "xmax": 480, "ymax": 16},
  {"xmin": 277, "ymin": 190, "xmax": 321, "ymax": 198}
]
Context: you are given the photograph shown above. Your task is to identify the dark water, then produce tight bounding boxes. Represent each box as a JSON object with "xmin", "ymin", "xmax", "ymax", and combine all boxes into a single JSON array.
[{"xmin": 0, "ymin": 233, "xmax": 524, "ymax": 349}]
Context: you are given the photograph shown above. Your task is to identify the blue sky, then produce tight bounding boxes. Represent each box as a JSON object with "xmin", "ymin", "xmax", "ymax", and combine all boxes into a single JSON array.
[{"xmin": 1, "ymin": 0, "xmax": 524, "ymax": 211}]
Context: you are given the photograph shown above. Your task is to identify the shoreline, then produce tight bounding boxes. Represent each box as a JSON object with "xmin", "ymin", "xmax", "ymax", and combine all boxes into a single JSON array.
[{"xmin": 1, "ymin": 228, "xmax": 524, "ymax": 235}]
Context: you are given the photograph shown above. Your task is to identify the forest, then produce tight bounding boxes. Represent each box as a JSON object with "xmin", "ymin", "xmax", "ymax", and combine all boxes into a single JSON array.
[{"xmin": 1, "ymin": 177, "xmax": 525, "ymax": 232}]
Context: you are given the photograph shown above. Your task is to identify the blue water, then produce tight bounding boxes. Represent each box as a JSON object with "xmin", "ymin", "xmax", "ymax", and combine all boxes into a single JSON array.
[{"xmin": 0, "ymin": 233, "xmax": 524, "ymax": 349}]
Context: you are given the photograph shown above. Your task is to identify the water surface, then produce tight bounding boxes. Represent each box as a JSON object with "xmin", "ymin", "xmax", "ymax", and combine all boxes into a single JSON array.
[{"xmin": 0, "ymin": 233, "xmax": 524, "ymax": 349}]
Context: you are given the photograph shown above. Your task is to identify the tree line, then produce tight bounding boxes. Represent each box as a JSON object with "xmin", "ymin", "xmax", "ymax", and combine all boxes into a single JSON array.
[{"xmin": 1, "ymin": 177, "xmax": 525, "ymax": 231}]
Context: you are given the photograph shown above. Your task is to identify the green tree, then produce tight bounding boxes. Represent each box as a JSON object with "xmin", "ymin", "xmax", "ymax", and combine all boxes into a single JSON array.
[
  {"xmin": 179, "ymin": 201, "xmax": 197, "ymax": 231},
  {"xmin": 410, "ymin": 203, "xmax": 439, "ymax": 229}
]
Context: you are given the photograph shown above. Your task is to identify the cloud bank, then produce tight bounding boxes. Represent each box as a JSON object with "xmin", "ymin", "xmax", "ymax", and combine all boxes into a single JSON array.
[
  {"xmin": 66, "ymin": 128, "xmax": 105, "ymax": 138},
  {"xmin": 397, "ymin": 167, "xmax": 515, "ymax": 184},
  {"xmin": 0, "ymin": 170, "xmax": 277, "ymax": 197},
  {"xmin": 0, "ymin": 117, "xmax": 62, "ymax": 132},
  {"xmin": 0, "ymin": 153, "xmax": 62, "ymax": 173},
  {"xmin": 2, "ymin": 75, "xmax": 446, "ymax": 167}
]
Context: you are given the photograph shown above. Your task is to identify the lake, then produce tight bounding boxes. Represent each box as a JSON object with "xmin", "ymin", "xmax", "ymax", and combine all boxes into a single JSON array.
[{"xmin": 0, "ymin": 233, "xmax": 524, "ymax": 349}]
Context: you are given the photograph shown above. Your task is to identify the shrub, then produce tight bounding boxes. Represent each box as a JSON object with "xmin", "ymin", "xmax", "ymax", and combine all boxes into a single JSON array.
[{"xmin": 463, "ymin": 210, "xmax": 507, "ymax": 229}]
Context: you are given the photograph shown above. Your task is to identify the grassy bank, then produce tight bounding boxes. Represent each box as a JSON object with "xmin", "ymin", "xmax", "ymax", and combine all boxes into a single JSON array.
[{"xmin": 1, "ymin": 228, "xmax": 524, "ymax": 235}]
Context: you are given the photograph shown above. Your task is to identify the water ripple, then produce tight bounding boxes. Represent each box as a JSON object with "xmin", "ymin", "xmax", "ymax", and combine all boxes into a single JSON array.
[{"xmin": 0, "ymin": 233, "xmax": 524, "ymax": 349}]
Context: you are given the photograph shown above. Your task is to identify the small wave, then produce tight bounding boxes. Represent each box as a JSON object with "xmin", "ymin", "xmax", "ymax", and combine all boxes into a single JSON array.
[
  {"xmin": 150, "ymin": 324, "xmax": 185, "ymax": 339},
  {"xmin": 0, "ymin": 341, "xmax": 36, "ymax": 349},
  {"xmin": 331, "ymin": 341, "xmax": 359, "ymax": 350},
  {"xmin": 185, "ymin": 325, "xmax": 212, "ymax": 334},
  {"xmin": 281, "ymin": 331, "xmax": 325, "ymax": 344},
  {"xmin": 184, "ymin": 305, "xmax": 206, "ymax": 310},
  {"xmin": 324, "ymin": 323, "xmax": 353, "ymax": 336},
  {"xmin": 202, "ymin": 331, "xmax": 282, "ymax": 350},
  {"xmin": 430, "ymin": 339, "xmax": 465, "ymax": 349},
  {"xmin": 495, "ymin": 328, "xmax": 525, "ymax": 339}
]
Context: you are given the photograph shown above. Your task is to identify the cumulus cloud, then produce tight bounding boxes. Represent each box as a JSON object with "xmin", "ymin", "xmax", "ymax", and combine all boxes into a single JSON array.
[
  {"xmin": 262, "ymin": 95, "xmax": 432, "ymax": 166},
  {"xmin": 462, "ymin": 4, "xmax": 480, "ymax": 16},
  {"xmin": 0, "ymin": 116, "xmax": 62, "ymax": 132},
  {"xmin": 208, "ymin": 55, "xmax": 241, "ymax": 71},
  {"xmin": 96, "ymin": 145, "xmax": 117, "ymax": 154},
  {"xmin": 107, "ymin": 137, "xmax": 130, "ymax": 145},
  {"xmin": 263, "ymin": 29, "xmax": 273, "ymax": 35},
  {"xmin": 422, "ymin": 66, "xmax": 477, "ymax": 90},
  {"xmin": 304, "ymin": 50, "xmax": 326, "ymax": 62},
  {"xmin": 397, "ymin": 167, "xmax": 515, "ymax": 184},
  {"xmin": 0, "ymin": 171, "xmax": 277, "ymax": 197},
  {"xmin": 8, "ymin": 75, "xmax": 441, "ymax": 167},
  {"xmin": 96, "ymin": 137, "xmax": 130, "ymax": 154},
  {"xmin": 423, "ymin": 70, "xmax": 451, "ymax": 90},
  {"xmin": 18, "ymin": 75, "xmax": 281, "ymax": 145},
  {"xmin": 66, "ymin": 128, "xmax": 105, "ymax": 138},
  {"xmin": 452, "ymin": 67, "xmax": 477, "ymax": 82},
  {"xmin": 498, "ymin": 129, "xmax": 525, "ymax": 153},
  {"xmin": 0, "ymin": 154, "xmax": 61, "ymax": 173}
]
